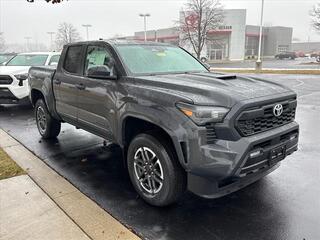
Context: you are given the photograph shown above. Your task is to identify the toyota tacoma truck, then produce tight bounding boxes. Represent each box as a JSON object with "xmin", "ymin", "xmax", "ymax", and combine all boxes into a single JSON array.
[
  {"xmin": 0, "ymin": 52, "xmax": 60, "ymax": 105},
  {"xmin": 28, "ymin": 40, "xmax": 299, "ymax": 206}
]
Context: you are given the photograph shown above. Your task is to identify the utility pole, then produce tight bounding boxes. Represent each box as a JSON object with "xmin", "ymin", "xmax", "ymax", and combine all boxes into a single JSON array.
[
  {"xmin": 24, "ymin": 37, "xmax": 32, "ymax": 52},
  {"xmin": 139, "ymin": 13, "xmax": 151, "ymax": 42},
  {"xmin": 47, "ymin": 32, "xmax": 55, "ymax": 51},
  {"xmin": 82, "ymin": 24, "xmax": 92, "ymax": 41},
  {"xmin": 256, "ymin": 0, "xmax": 265, "ymax": 71}
]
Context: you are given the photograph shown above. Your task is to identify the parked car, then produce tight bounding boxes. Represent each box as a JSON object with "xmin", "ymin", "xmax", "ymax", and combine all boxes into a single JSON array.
[
  {"xmin": 29, "ymin": 41, "xmax": 299, "ymax": 206},
  {"xmin": 275, "ymin": 52, "xmax": 296, "ymax": 60},
  {"xmin": 310, "ymin": 52, "xmax": 320, "ymax": 58},
  {"xmin": 0, "ymin": 53, "xmax": 16, "ymax": 65},
  {"xmin": 0, "ymin": 52, "xmax": 60, "ymax": 104}
]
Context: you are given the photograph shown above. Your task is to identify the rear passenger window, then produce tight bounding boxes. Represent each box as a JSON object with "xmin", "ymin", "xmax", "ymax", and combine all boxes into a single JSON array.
[{"xmin": 63, "ymin": 46, "xmax": 82, "ymax": 74}]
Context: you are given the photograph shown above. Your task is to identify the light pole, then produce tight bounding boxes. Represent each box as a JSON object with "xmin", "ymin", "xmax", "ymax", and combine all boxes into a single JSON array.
[
  {"xmin": 82, "ymin": 24, "xmax": 92, "ymax": 41},
  {"xmin": 256, "ymin": 0, "xmax": 265, "ymax": 71},
  {"xmin": 47, "ymin": 32, "xmax": 55, "ymax": 51},
  {"xmin": 139, "ymin": 13, "xmax": 151, "ymax": 42},
  {"xmin": 24, "ymin": 37, "xmax": 32, "ymax": 52}
]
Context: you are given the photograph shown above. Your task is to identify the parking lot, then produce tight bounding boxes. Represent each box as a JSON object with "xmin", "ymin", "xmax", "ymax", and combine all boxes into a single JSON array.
[
  {"xmin": 212, "ymin": 58, "xmax": 320, "ymax": 69},
  {"xmin": 0, "ymin": 74, "xmax": 319, "ymax": 240}
]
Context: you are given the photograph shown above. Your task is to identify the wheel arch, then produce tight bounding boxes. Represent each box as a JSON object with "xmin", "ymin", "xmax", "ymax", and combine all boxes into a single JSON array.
[
  {"xmin": 30, "ymin": 89, "xmax": 45, "ymax": 106},
  {"xmin": 120, "ymin": 115, "xmax": 187, "ymax": 169}
]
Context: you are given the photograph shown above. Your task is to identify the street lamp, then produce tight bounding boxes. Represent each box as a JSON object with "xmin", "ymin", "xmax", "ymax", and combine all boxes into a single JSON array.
[
  {"xmin": 139, "ymin": 13, "xmax": 151, "ymax": 42},
  {"xmin": 82, "ymin": 24, "xmax": 92, "ymax": 40},
  {"xmin": 47, "ymin": 32, "xmax": 55, "ymax": 51},
  {"xmin": 256, "ymin": 0, "xmax": 265, "ymax": 71}
]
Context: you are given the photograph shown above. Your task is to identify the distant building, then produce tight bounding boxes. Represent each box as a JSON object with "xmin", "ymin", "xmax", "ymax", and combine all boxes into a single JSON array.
[
  {"xmin": 292, "ymin": 42, "xmax": 320, "ymax": 53},
  {"xmin": 130, "ymin": 9, "xmax": 293, "ymax": 61}
]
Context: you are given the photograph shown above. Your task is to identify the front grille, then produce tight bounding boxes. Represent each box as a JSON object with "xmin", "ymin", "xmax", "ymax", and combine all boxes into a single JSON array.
[
  {"xmin": 236, "ymin": 99, "xmax": 296, "ymax": 137},
  {"xmin": 0, "ymin": 75, "xmax": 13, "ymax": 85},
  {"xmin": 239, "ymin": 129, "xmax": 299, "ymax": 177},
  {"xmin": 206, "ymin": 123, "xmax": 217, "ymax": 144}
]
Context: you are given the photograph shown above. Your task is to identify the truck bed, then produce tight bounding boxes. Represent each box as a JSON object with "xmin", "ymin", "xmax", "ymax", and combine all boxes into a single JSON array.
[{"xmin": 29, "ymin": 66, "xmax": 56, "ymax": 91}]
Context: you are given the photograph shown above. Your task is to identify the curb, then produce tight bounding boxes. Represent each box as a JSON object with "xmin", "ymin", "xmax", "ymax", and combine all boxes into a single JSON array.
[
  {"xmin": 211, "ymin": 68, "xmax": 320, "ymax": 75},
  {"xmin": 0, "ymin": 129, "xmax": 140, "ymax": 240}
]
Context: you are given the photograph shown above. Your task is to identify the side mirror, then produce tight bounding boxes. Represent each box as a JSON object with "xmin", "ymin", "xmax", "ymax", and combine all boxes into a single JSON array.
[
  {"xmin": 87, "ymin": 65, "xmax": 117, "ymax": 80},
  {"xmin": 50, "ymin": 62, "xmax": 58, "ymax": 66}
]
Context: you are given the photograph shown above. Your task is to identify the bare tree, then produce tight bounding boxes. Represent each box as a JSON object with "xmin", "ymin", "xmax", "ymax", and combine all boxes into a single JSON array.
[
  {"xmin": 311, "ymin": 3, "xmax": 320, "ymax": 31},
  {"xmin": 178, "ymin": 0, "xmax": 224, "ymax": 59},
  {"xmin": 55, "ymin": 22, "xmax": 81, "ymax": 49}
]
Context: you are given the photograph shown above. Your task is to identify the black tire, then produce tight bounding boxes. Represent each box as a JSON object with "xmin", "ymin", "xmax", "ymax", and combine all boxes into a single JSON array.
[
  {"xmin": 127, "ymin": 133, "xmax": 186, "ymax": 206},
  {"xmin": 35, "ymin": 99, "xmax": 61, "ymax": 139}
]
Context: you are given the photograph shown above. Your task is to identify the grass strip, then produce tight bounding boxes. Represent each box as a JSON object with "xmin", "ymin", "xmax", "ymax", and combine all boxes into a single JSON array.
[{"xmin": 0, "ymin": 148, "xmax": 25, "ymax": 180}]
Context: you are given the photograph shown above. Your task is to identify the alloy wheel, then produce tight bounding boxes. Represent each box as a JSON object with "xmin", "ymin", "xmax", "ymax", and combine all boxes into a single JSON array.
[
  {"xmin": 36, "ymin": 106, "xmax": 47, "ymax": 134},
  {"xmin": 133, "ymin": 147, "xmax": 164, "ymax": 194}
]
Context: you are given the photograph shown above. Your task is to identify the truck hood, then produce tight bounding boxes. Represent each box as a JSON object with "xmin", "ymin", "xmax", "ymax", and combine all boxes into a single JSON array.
[
  {"xmin": 0, "ymin": 66, "xmax": 31, "ymax": 75},
  {"xmin": 135, "ymin": 72, "xmax": 292, "ymax": 107}
]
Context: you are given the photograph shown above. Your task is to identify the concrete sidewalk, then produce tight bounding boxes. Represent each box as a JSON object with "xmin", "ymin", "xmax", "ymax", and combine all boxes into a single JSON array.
[
  {"xmin": 0, "ymin": 129, "xmax": 140, "ymax": 240},
  {"xmin": 0, "ymin": 175, "xmax": 90, "ymax": 240}
]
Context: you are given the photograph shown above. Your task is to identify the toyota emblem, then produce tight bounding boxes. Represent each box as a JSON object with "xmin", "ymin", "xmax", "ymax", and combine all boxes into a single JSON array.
[{"xmin": 273, "ymin": 104, "xmax": 283, "ymax": 117}]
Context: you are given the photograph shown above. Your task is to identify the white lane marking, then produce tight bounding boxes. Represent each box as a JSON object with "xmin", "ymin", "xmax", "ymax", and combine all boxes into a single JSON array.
[{"xmin": 293, "ymin": 79, "xmax": 305, "ymax": 88}]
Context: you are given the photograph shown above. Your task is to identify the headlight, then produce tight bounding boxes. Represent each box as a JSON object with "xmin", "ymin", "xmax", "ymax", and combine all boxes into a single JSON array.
[
  {"xmin": 15, "ymin": 73, "xmax": 29, "ymax": 86},
  {"xmin": 14, "ymin": 73, "xmax": 29, "ymax": 81},
  {"xmin": 177, "ymin": 102, "xmax": 230, "ymax": 125}
]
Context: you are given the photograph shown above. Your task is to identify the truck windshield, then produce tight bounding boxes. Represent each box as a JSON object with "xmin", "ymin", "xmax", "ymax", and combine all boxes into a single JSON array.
[
  {"xmin": 6, "ymin": 54, "xmax": 48, "ymax": 66},
  {"xmin": 0, "ymin": 55, "xmax": 14, "ymax": 65},
  {"xmin": 116, "ymin": 44, "xmax": 208, "ymax": 75}
]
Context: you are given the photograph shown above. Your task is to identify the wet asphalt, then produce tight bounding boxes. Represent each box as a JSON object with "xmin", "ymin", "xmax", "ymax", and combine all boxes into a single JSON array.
[{"xmin": 0, "ymin": 74, "xmax": 319, "ymax": 240}]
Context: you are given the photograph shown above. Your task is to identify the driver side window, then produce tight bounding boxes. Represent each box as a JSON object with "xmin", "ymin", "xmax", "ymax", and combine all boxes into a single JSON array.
[{"xmin": 85, "ymin": 45, "xmax": 115, "ymax": 77}]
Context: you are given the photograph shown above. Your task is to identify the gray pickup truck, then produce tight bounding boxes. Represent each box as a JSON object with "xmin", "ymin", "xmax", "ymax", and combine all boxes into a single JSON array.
[{"xmin": 28, "ymin": 40, "xmax": 299, "ymax": 206}]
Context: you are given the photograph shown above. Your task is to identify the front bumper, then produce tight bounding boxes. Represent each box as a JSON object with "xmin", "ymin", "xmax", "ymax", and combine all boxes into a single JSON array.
[
  {"xmin": 186, "ymin": 121, "xmax": 299, "ymax": 198},
  {"xmin": 0, "ymin": 88, "xmax": 30, "ymax": 104},
  {"xmin": 0, "ymin": 75, "xmax": 30, "ymax": 104},
  {"xmin": 0, "ymin": 74, "xmax": 29, "ymax": 98}
]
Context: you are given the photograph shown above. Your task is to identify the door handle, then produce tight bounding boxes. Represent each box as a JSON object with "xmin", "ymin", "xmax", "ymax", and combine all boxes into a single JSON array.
[
  {"xmin": 53, "ymin": 79, "xmax": 61, "ymax": 85},
  {"xmin": 76, "ymin": 83, "xmax": 86, "ymax": 90}
]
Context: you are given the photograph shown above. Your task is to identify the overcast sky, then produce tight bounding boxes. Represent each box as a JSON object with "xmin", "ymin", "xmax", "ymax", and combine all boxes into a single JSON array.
[{"xmin": 0, "ymin": 0, "xmax": 319, "ymax": 47}]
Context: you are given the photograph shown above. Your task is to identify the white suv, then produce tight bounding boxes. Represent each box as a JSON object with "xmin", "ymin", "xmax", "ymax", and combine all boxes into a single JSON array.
[{"xmin": 0, "ymin": 52, "xmax": 60, "ymax": 104}]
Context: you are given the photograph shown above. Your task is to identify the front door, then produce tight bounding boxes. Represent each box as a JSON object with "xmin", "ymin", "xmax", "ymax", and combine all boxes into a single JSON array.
[{"xmin": 77, "ymin": 44, "xmax": 117, "ymax": 140}]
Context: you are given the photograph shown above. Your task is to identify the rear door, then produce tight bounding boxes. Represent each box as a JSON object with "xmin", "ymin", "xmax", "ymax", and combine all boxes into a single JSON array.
[
  {"xmin": 77, "ymin": 44, "xmax": 118, "ymax": 140},
  {"xmin": 54, "ymin": 45, "xmax": 85, "ymax": 123}
]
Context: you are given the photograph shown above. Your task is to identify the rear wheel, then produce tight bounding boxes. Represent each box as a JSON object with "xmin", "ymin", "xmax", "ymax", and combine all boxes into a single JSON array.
[
  {"xmin": 35, "ymin": 99, "xmax": 61, "ymax": 139},
  {"xmin": 127, "ymin": 133, "xmax": 186, "ymax": 206}
]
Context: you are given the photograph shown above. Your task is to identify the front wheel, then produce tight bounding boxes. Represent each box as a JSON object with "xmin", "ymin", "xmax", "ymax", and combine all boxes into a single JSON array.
[
  {"xmin": 35, "ymin": 99, "xmax": 61, "ymax": 139},
  {"xmin": 127, "ymin": 133, "xmax": 186, "ymax": 206}
]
